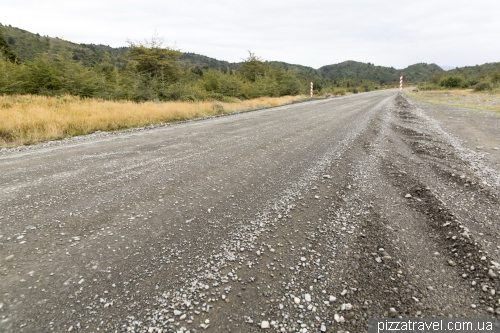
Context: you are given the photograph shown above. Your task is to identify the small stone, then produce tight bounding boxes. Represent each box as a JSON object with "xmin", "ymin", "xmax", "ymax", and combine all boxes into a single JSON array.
[
  {"xmin": 323, "ymin": 175, "xmax": 331, "ymax": 179},
  {"xmin": 489, "ymin": 269, "xmax": 498, "ymax": 279},
  {"xmin": 294, "ymin": 297, "xmax": 301, "ymax": 304},
  {"xmin": 487, "ymin": 307, "xmax": 495, "ymax": 314},
  {"xmin": 389, "ymin": 307, "xmax": 398, "ymax": 317},
  {"xmin": 261, "ymin": 321, "xmax": 270, "ymax": 329},
  {"xmin": 329, "ymin": 296, "xmax": 336, "ymax": 302},
  {"xmin": 205, "ymin": 319, "xmax": 210, "ymax": 324},
  {"xmin": 448, "ymin": 260, "xmax": 457, "ymax": 267},
  {"xmin": 68, "ymin": 326, "xmax": 73, "ymax": 332},
  {"xmin": 345, "ymin": 312, "xmax": 355, "ymax": 320},
  {"xmin": 304, "ymin": 294, "xmax": 311, "ymax": 302},
  {"xmin": 173, "ymin": 310, "xmax": 182, "ymax": 316},
  {"xmin": 301, "ymin": 257, "xmax": 306, "ymax": 262},
  {"xmin": 320, "ymin": 324, "xmax": 327, "ymax": 332},
  {"xmin": 405, "ymin": 194, "xmax": 412, "ymax": 198},
  {"xmin": 471, "ymin": 304, "xmax": 477, "ymax": 309},
  {"xmin": 179, "ymin": 314, "xmax": 187, "ymax": 320},
  {"xmin": 5, "ymin": 255, "xmax": 14, "ymax": 261}
]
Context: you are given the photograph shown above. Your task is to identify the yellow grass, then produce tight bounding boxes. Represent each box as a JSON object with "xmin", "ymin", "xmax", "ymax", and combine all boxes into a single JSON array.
[
  {"xmin": 405, "ymin": 89, "xmax": 500, "ymax": 113},
  {"xmin": 0, "ymin": 94, "xmax": 307, "ymax": 148}
]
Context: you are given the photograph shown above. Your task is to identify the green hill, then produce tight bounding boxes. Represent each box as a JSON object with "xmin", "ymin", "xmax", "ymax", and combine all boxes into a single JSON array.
[
  {"xmin": 179, "ymin": 52, "xmax": 236, "ymax": 71},
  {"xmin": 399, "ymin": 63, "xmax": 444, "ymax": 83},
  {"xmin": 446, "ymin": 62, "xmax": 500, "ymax": 78},
  {"xmin": 0, "ymin": 23, "xmax": 128, "ymax": 67},
  {"xmin": 318, "ymin": 61, "xmax": 444, "ymax": 84},
  {"xmin": 2, "ymin": 22, "xmax": 497, "ymax": 87}
]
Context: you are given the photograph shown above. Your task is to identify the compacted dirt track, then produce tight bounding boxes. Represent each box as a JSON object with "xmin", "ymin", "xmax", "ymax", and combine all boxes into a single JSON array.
[{"xmin": 1, "ymin": 90, "xmax": 499, "ymax": 333}]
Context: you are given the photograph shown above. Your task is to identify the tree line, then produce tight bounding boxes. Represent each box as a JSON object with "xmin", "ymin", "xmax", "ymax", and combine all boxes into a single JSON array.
[{"xmin": 0, "ymin": 32, "xmax": 381, "ymax": 102}]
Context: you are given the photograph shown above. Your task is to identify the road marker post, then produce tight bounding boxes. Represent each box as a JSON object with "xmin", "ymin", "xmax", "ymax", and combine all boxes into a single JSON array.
[
  {"xmin": 310, "ymin": 82, "xmax": 313, "ymax": 98},
  {"xmin": 400, "ymin": 76, "xmax": 403, "ymax": 92}
]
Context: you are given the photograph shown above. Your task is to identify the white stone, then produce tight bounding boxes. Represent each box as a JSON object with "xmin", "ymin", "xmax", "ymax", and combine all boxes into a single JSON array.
[
  {"xmin": 304, "ymin": 294, "xmax": 311, "ymax": 302},
  {"xmin": 173, "ymin": 310, "xmax": 182, "ymax": 316},
  {"xmin": 329, "ymin": 296, "xmax": 336, "ymax": 302},
  {"xmin": 320, "ymin": 324, "xmax": 327, "ymax": 332},
  {"xmin": 294, "ymin": 297, "xmax": 301, "ymax": 304},
  {"xmin": 261, "ymin": 321, "xmax": 270, "ymax": 329}
]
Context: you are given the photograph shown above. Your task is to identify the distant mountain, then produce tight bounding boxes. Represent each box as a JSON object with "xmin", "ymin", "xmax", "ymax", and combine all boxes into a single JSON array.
[
  {"xmin": 446, "ymin": 62, "xmax": 500, "ymax": 77},
  {"xmin": 179, "ymin": 52, "xmax": 237, "ymax": 71},
  {"xmin": 0, "ymin": 23, "xmax": 128, "ymax": 68},
  {"xmin": 400, "ymin": 63, "xmax": 444, "ymax": 83},
  {"xmin": 317, "ymin": 61, "xmax": 443, "ymax": 84},
  {"xmin": 440, "ymin": 65, "xmax": 455, "ymax": 71},
  {"xmin": 4, "ymin": 22, "xmax": 494, "ymax": 85},
  {"xmin": 268, "ymin": 61, "xmax": 318, "ymax": 75}
]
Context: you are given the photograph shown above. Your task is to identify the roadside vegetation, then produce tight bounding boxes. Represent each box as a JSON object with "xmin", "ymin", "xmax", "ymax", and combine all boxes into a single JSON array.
[
  {"xmin": 415, "ymin": 66, "xmax": 500, "ymax": 93},
  {"xmin": 406, "ymin": 89, "xmax": 500, "ymax": 113},
  {"xmin": 0, "ymin": 28, "xmax": 385, "ymax": 148},
  {"xmin": 0, "ymin": 94, "xmax": 306, "ymax": 148},
  {"xmin": 408, "ymin": 63, "xmax": 500, "ymax": 112},
  {"xmin": 0, "ymin": 29, "xmax": 377, "ymax": 102}
]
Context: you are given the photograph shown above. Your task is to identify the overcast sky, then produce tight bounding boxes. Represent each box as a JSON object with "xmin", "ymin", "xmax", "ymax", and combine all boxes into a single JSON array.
[{"xmin": 2, "ymin": 0, "xmax": 499, "ymax": 69}]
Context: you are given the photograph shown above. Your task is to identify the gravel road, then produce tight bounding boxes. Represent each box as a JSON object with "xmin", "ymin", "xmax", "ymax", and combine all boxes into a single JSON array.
[{"xmin": 1, "ymin": 90, "xmax": 499, "ymax": 333}]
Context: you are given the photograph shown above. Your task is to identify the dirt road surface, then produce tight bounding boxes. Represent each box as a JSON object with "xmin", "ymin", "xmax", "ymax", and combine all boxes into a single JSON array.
[{"xmin": 1, "ymin": 90, "xmax": 499, "ymax": 333}]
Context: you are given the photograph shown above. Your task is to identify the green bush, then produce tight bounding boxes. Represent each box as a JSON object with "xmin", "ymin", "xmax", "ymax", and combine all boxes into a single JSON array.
[
  {"xmin": 440, "ymin": 75, "xmax": 467, "ymax": 88},
  {"xmin": 474, "ymin": 81, "xmax": 492, "ymax": 92},
  {"xmin": 179, "ymin": 95, "xmax": 197, "ymax": 102},
  {"xmin": 206, "ymin": 92, "xmax": 225, "ymax": 101},
  {"xmin": 491, "ymin": 72, "xmax": 500, "ymax": 84}
]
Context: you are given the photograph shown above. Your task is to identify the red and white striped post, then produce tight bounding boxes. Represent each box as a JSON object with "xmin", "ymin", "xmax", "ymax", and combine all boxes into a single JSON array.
[
  {"xmin": 310, "ymin": 82, "xmax": 313, "ymax": 98},
  {"xmin": 400, "ymin": 75, "xmax": 403, "ymax": 92}
]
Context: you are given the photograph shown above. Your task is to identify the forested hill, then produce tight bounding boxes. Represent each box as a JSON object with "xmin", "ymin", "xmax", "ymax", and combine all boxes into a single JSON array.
[
  {"xmin": 445, "ymin": 62, "xmax": 500, "ymax": 78},
  {"xmin": 317, "ymin": 61, "xmax": 444, "ymax": 84},
  {"xmin": 1, "ymin": 22, "xmax": 447, "ymax": 84}
]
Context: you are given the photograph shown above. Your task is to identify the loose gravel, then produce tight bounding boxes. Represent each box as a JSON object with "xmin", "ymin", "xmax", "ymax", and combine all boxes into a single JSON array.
[{"xmin": 0, "ymin": 90, "xmax": 498, "ymax": 332}]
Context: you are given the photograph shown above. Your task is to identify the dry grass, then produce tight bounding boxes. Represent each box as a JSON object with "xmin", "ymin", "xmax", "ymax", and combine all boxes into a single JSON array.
[
  {"xmin": 0, "ymin": 94, "xmax": 307, "ymax": 148},
  {"xmin": 405, "ymin": 89, "xmax": 500, "ymax": 113}
]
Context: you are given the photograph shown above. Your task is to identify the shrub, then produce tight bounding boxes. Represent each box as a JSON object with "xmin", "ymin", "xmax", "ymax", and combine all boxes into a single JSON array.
[
  {"xmin": 206, "ymin": 92, "xmax": 225, "ymax": 101},
  {"xmin": 212, "ymin": 103, "xmax": 224, "ymax": 114},
  {"xmin": 491, "ymin": 72, "xmax": 500, "ymax": 84},
  {"xmin": 440, "ymin": 76, "xmax": 467, "ymax": 88},
  {"xmin": 179, "ymin": 95, "xmax": 197, "ymax": 102},
  {"xmin": 474, "ymin": 81, "xmax": 492, "ymax": 92}
]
